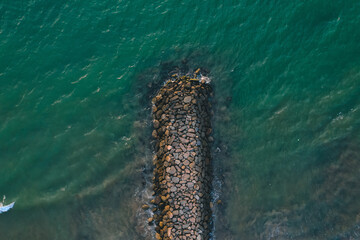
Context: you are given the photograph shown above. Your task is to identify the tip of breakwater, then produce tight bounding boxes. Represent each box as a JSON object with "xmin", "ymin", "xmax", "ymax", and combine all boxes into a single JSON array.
[{"xmin": 146, "ymin": 70, "xmax": 213, "ymax": 240}]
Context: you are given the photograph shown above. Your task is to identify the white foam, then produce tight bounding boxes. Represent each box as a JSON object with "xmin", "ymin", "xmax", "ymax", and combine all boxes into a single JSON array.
[{"xmin": 201, "ymin": 75, "xmax": 211, "ymax": 83}]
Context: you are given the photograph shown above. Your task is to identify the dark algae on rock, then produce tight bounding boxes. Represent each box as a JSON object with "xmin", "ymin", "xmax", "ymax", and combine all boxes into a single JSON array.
[{"xmin": 150, "ymin": 72, "xmax": 213, "ymax": 239}]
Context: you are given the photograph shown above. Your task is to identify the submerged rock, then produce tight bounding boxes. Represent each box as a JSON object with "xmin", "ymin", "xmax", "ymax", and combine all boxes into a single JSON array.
[{"xmin": 142, "ymin": 204, "xmax": 150, "ymax": 210}]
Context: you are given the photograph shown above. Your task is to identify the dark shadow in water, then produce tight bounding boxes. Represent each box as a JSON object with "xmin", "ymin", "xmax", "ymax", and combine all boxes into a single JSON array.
[{"xmin": 240, "ymin": 133, "xmax": 360, "ymax": 240}]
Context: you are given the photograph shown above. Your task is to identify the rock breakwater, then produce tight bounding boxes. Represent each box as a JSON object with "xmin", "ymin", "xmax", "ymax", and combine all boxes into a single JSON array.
[{"xmin": 151, "ymin": 75, "xmax": 213, "ymax": 240}]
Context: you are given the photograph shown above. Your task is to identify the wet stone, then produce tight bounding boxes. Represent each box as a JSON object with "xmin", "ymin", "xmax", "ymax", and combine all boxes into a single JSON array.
[
  {"xmin": 179, "ymin": 137, "xmax": 189, "ymax": 144},
  {"xmin": 188, "ymin": 128, "xmax": 195, "ymax": 133},
  {"xmin": 180, "ymin": 144, "xmax": 187, "ymax": 151},
  {"xmin": 182, "ymin": 174, "xmax": 190, "ymax": 181},
  {"xmin": 167, "ymin": 166, "xmax": 176, "ymax": 175},
  {"xmin": 142, "ymin": 204, "xmax": 150, "ymax": 210},
  {"xmin": 153, "ymin": 120, "xmax": 160, "ymax": 128},
  {"xmin": 184, "ymin": 96, "xmax": 192, "ymax": 103},
  {"xmin": 152, "ymin": 130, "xmax": 158, "ymax": 138}
]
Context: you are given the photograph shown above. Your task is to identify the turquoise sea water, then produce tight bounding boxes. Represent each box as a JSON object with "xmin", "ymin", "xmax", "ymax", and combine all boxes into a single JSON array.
[{"xmin": 1, "ymin": 0, "xmax": 360, "ymax": 239}]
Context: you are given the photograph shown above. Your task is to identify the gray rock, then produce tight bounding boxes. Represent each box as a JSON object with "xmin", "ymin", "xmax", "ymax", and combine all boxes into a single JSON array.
[
  {"xmin": 167, "ymin": 166, "xmax": 176, "ymax": 175},
  {"xmin": 172, "ymin": 177, "xmax": 180, "ymax": 183},
  {"xmin": 184, "ymin": 96, "xmax": 192, "ymax": 103}
]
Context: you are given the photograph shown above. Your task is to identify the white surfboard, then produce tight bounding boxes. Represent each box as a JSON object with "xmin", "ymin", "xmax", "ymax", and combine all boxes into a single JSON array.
[{"xmin": 0, "ymin": 202, "xmax": 15, "ymax": 213}]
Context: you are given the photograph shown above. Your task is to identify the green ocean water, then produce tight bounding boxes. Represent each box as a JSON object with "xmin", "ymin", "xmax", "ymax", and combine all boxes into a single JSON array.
[{"xmin": 1, "ymin": 0, "xmax": 360, "ymax": 239}]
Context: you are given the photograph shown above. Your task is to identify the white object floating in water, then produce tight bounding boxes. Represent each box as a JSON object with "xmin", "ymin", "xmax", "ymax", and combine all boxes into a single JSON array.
[
  {"xmin": 200, "ymin": 75, "xmax": 211, "ymax": 83},
  {"xmin": 0, "ymin": 202, "xmax": 15, "ymax": 214}
]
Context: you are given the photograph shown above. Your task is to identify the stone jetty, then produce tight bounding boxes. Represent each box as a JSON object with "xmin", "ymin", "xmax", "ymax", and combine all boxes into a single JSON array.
[{"xmin": 151, "ymin": 74, "xmax": 213, "ymax": 240}]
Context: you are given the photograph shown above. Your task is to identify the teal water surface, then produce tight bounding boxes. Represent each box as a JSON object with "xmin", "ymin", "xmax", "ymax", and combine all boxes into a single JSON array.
[{"xmin": 1, "ymin": 1, "xmax": 360, "ymax": 239}]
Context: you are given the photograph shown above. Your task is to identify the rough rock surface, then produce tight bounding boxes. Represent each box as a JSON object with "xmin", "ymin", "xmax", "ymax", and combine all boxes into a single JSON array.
[{"xmin": 151, "ymin": 75, "xmax": 213, "ymax": 240}]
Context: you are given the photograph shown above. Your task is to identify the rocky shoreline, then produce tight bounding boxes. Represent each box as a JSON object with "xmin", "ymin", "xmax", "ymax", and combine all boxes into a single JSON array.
[{"xmin": 150, "ymin": 73, "xmax": 213, "ymax": 240}]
